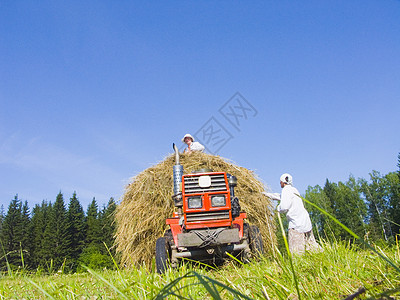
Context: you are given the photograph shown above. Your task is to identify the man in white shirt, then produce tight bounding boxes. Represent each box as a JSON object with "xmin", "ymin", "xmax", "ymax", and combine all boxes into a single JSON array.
[
  {"xmin": 182, "ymin": 134, "xmax": 205, "ymax": 153},
  {"xmin": 265, "ymin": 173, "xmax": 320, "ymax": 254}
]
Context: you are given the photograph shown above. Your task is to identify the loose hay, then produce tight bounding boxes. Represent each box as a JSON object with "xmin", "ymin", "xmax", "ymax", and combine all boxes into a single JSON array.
[{"xmin": 115, "ymin": 151, "xmax": 277, "ymax": 267}]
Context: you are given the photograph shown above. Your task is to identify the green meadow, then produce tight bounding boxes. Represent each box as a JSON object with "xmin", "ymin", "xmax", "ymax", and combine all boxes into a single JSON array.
[{"xmin": 1, "ymin": 239, "xmax": 399, "ymax": 299}]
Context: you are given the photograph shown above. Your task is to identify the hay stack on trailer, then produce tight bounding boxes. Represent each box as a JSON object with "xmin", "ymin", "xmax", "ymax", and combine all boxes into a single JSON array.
[{"xmin": 115, "ymin": 151, "xmax": 276, "ymax": 267}]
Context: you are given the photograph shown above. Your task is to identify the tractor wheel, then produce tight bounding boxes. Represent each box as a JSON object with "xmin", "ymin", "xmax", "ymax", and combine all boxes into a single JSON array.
[
  {"xmin": 248, "ymin": 225, "xmax": 264, "ymax": 258},
  {"xmin": 155, "ymin": 237, "xmax": 169, "ymax": 274}
]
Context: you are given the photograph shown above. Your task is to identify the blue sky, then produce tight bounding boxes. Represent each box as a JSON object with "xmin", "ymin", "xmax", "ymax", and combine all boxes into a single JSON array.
[{"xmin": 1, "ymin": 1, "xmax": 399, "ymax": 210}]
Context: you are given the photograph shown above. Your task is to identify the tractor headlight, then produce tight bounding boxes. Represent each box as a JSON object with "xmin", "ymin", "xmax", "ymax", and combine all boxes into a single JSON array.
[
  {"xmin": 187, "ymin": 197, "xmax": 202, "ymax": 209},
  {"xmin": 211, "ymin": 195, "xmax": 226, "ymax": 207}
]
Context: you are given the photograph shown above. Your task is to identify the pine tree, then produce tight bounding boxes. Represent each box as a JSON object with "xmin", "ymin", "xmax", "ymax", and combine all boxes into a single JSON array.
[
  {"xmin": 85, "ymin": 198, "xmax": 102, "ymax": 247},
  {"xmin": 0, "ymin": 195, "xmax": 23, "ymax": 268},
  {"xmin": 41, "ymin": 192, "xmax": 68, "ymax": 270},
  {"xmin": 100, "ymin": 197, "xmax": 117, "ymax": 253},
  {"xmin": 52, "ymin": 192, "xmax": 68, "ymax": 266},
  {"xmin": 31, "ymin": 201, "xmax": 52, "ymax": 268},
  {"xmin": 39, "ymin": 202, "xmax": 55, "ymax": 267},
  {"xmin": 77, "ymin": 197, "xmax": 114, "ymax": 271},
  {"xmin": 65, "ymin": 192, "xmax": 86, "ymax": 271}
]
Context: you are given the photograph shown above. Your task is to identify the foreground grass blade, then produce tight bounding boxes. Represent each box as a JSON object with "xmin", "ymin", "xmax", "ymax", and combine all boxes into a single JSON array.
[
  {"xmin": 27, "ymin": 279, "xmax": 56, "ymax": 300},
  {"xmin": 154, "ymin": 272, "xmax": 196, "ymax": 300},
  {"xmin": 104, "ymin": 242, "xmax": 120, "ymax": 272},
  {"xmin": 154, "ymin": 270, "xmax": 254, "ymax": 300},
  {"xmin": 383, "ymin": 217, "xmax": 400, "ymax": 228},
  {"xmin": 225, "ymin": 251, "xmax": 245, "ymax": 265},
  {"xmin": 83, "ymin": 265, "xmax": 129, "ymax": 299},
  {"xmin": 0, "ymin": 240, "xmax": 12, "ymax": 277},
  {"xmin": 181, "ymin": 257, "xmax": 218, "ymax": 270},
  {"xmin": 19, "ymin": 242, "xmax": 25, "ymax": 270},
  {"xmin": 193, "ymin": 272, "xmax": 222, "ymax": 300},
  {"xmin": 192, "ymin": 272, "xmax": 254, "ymax": 300},
  {"xmin": 365, "ymin": 286, "xmax": 400, "ymax": 300}
]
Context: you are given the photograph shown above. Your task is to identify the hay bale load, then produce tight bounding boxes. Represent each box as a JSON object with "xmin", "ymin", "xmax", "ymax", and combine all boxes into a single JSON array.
[{"xmin": 115, "ymin": 151, "xmax": 277, "ymax": 267}]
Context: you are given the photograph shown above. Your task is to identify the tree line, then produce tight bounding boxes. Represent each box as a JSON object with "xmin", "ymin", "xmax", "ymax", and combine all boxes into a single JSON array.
[
  {"xmin": 305, "ymin": 153, "xmax": 400, "ymax": 243},
  {"xmin": 0, "ymin": 192, "xmax": 117, "ymax": 273}
]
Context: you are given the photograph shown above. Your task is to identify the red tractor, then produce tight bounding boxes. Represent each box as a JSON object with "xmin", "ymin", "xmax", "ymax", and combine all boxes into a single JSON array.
[{"xmin": 155, "ymin": 144, "xmax": 263, "ymax": 273}]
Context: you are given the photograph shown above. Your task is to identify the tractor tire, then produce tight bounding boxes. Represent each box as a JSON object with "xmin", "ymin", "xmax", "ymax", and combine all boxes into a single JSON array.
[
  {"xmin": 248, "ymin": 225, "xmax": 264, "ymax": 258},
  {"xmin": 155, "ymin": 237, "xmax": 169, "ymax": 274}
]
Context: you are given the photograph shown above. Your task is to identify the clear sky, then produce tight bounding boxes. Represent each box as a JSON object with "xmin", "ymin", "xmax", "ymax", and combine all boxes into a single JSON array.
[{"xmin": 1, "ymin": 1, "xmax": 399, "ymax": 210}]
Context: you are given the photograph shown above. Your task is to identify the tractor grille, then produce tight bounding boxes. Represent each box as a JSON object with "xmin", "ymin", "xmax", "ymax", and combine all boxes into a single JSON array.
[
  {"xmin": 183, "ymin": 173, "xmax": 227, "ymax": 194},
  {"xmin": 186, "ymin": 210, "xmax": 230, "ymax": 223}
]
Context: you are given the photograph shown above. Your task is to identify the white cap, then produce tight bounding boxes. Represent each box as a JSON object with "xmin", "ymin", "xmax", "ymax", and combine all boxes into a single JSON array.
[
  {"xmin": 280, "ymin": 173, "xmax": 293, "ymax": 185},
  {"xmin": 182, "ymin": 134, "xmax": 194, "ymax": 142}
]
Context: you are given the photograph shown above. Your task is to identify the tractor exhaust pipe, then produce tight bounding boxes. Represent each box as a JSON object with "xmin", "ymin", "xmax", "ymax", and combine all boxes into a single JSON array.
[
  {"xmin": 173, "ymin": 143, "xmax": 180, "ymax": 165},
  {"xmin": 172, "ymin": 143, "xmax": 183, "ymax": 209}
]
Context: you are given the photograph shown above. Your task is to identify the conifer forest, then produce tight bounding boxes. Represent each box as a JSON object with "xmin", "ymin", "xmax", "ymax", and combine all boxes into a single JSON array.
[{"xmin": 0, "ymin": 192, "xmax": 116, "ymax": 273}]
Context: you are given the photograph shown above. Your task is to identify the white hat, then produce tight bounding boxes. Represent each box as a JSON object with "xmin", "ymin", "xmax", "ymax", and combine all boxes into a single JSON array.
[
  {"xmin": 182, "ymin": 133, "xmax": 194, "ymax": 142},
  {"xmin": 280, "ymin": 173, "xmax": 293, "ymax": 185}
]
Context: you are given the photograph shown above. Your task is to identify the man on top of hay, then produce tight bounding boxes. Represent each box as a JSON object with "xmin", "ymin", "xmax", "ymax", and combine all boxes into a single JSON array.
[
  {"xmin": 266, "ymin": 173, "xmax": 320, "ymax": 255},
  {"xmin": 182, "ymin": 133, "xmax": 205, "ymax": 153}
]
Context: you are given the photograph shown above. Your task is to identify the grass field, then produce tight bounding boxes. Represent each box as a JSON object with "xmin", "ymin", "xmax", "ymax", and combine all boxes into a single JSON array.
[{"xmin": 1, "ymin": 239, "xmax": 399, "ymax": 299}]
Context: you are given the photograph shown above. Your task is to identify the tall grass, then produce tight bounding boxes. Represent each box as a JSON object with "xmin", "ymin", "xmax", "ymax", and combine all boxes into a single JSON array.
[
  {"xmin": 0, "ymin": 239, "xmax": 399, "ymax": 299},
  {"xmin": 1, "ymin": 196, "xmax": 400, "ymax": 299}
]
